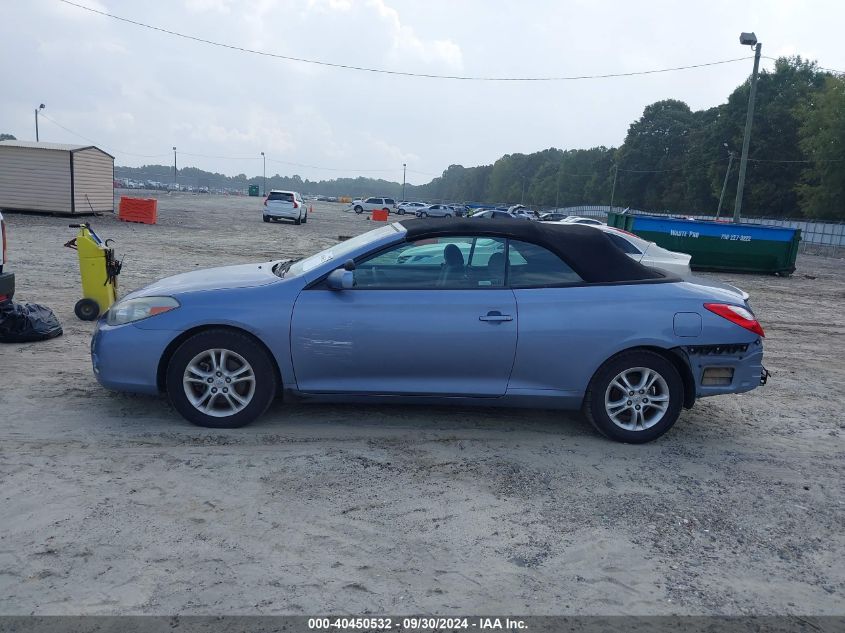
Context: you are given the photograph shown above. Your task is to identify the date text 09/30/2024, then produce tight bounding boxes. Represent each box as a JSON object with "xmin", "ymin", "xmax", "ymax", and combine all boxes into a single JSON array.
[{"xmin": 308, "ymin": 617, "xmax": 528, "ymax": 630}]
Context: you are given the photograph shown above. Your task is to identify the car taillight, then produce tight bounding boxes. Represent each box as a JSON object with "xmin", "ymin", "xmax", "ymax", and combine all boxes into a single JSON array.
[
  {"xmin": 704, "ymin": 303, "xmax": 765, "ymax": 337},
  {"xmin": 263, "ymin": 197, "xmax": 268, "ymax": 206},
  {"xmin": 293, "ymin": 199, "xmax": 299, "ymax": 209}
]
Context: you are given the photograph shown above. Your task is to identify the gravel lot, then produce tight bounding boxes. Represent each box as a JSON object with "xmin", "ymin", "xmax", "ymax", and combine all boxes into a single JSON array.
[{"xmin": 1, "ymin": 193, "xmax": 843, "ymax": 615}]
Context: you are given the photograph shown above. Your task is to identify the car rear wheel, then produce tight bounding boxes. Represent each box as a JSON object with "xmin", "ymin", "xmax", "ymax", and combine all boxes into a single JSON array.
[
  {"xmin": 263, "ymin": 215, "xmax": 270, "ymax": 223},
  {"xmin": 166, "ymin": 329, "xmax": 277, "ymax": 428},
  {"xmin": 583, "ymin": 350, "xmax": 683, "ymax": 443},
  {"xmin": 294, "ymin": 213, "xmax": 302, "ymax": 225}
]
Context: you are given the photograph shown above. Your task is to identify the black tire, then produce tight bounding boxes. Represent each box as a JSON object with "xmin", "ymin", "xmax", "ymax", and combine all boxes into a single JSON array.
[
  {"xmin": 420, "ymin": 211, "xmax": 428, "ymax": 217},
  {"xmin": 263, "ymin": 215, "xmax": 270, "ymax": 223},
  {"xmin": 302, "ymin": 211, "xmax": 308, "ymax": 224},
  {"xmin": 398, "ymin": 209, "xmax": 405, "ymax": 215},
  {"xmin": 294, "ymin": 213, "xmax": 302, "ymax": 225},
  {"xmin": 582, "ymin": 350, "xmax": 684, "ymax": 444},
  {"xmin": 354, "ymin": 206, "xmax": 363, "ymax": 214},
  {"xmin": 166, "ymin": 329, "xmax": 278, "ymax": 429},
  {"xmin": 74, "ymin": 298, "xmax": 100, "ymax": 321}
]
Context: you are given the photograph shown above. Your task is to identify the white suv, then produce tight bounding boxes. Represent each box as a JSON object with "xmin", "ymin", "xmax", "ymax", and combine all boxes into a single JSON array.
[
  {"xmin": 350, "ymin": 197, "xmax": 396, "ymax": 214},
  {"xmin": 264, "ymin": 190, "xmax": 307, "ymax": 225}
]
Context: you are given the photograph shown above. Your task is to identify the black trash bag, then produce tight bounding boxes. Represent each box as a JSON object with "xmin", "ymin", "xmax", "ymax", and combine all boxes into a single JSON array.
[{"xmin": 0, "ymin": 300, "xmax": 63, "ymax": 343}]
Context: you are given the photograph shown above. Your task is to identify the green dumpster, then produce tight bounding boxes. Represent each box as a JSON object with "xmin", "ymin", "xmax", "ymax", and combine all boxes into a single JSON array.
[
  {"xmin": 248, "ymin": 184, "xmax": 260, "ymax": 197},
  {"xmin": 607, "ymin": 212, "xmax": 801, "ymax": 275}
]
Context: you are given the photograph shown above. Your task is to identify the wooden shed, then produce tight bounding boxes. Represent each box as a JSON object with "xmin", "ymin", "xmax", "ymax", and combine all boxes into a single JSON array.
[{"xmin": 0, "ymin": 140, "xmax": 114, "ymax": 215}]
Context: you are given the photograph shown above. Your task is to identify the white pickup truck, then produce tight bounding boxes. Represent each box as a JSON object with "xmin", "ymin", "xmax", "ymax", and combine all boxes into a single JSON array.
[{"xmin": 0, "ymin": 211, "xmax": 13, "ymax": 302}]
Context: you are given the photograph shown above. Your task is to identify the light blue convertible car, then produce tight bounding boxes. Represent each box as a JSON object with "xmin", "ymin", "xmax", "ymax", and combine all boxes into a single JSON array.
[{"xmin": 91, "ymin": 219, "xmax": 767, "ymax": 443}]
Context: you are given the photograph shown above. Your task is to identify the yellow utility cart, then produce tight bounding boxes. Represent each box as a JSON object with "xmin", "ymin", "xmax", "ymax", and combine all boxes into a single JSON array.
[{"xmin": 64, "ymin": 223, "xmax": 122, "ymax": 321}]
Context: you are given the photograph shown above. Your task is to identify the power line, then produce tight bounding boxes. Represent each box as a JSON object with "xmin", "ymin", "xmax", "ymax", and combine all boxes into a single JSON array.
[
  {"xmin": 746, "ymin": 156, "xmax": 845, "ymax": 164},
  {"xmin": 58, "ymin": 0, "xmax": 752, "ymax": 82},
  {"xmin": 38, "ymin": 113, "xmax": 171, "ymax": 158},
  {"xmin": 265, "ymin": 157, "xmax": 395, "ymax": 173},
  {"xmin": 761, "ymin": 55, "xmax": 844, "ymax": 75}
]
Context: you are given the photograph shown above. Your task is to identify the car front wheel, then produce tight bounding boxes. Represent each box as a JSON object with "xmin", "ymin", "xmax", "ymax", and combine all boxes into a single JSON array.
[
  {"xmin": 583, "ymin": 350, "xmax": 683, "ymax": 443},
  {"xmin": 354, "ymin": 206, "xmax": 363, "ymax": 214},
  {"xmin": 166, "ymin": 329, "xmax": 277, "ymax": 428}
]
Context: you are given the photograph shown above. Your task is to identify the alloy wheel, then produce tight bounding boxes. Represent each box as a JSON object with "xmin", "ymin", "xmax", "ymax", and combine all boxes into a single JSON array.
[
  {"xmin": 183, "ymin": 348, "xmax": 256, "ymax": 417},
  {"xmin": 604, "ymin": 367, "xmax": 670, "ymax": 431}
]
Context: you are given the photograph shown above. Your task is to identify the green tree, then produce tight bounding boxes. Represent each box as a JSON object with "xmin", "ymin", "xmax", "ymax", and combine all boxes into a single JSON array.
[
  {"xmin": 0, "ymin": 133, "xmax": 16, "ymax": 141},
  {"xmin": 709, "ymin": 56, "xmax": 827, "ymax": 217},
  {"xmin": 614, "ymin": 99, "xmax": 699, "ymax": 211},
  {"xmin": 797, "ymin": 75, "xmax": 845, "ymax": 219}
]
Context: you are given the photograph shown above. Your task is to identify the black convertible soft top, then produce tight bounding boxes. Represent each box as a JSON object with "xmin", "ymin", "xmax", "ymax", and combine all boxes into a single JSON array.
[{"xmin": 398, "ymin": 218, "xmax": 665, "ymax": 283}]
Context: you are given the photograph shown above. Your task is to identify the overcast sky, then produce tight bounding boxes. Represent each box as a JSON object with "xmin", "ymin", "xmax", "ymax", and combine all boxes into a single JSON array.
[{"xmin": 1, "ymin": 0, "xmax": 842, "ymax": 184}]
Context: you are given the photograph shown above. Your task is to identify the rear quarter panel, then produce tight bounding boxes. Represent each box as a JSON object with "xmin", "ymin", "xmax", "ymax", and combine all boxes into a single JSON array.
[{"xmin": 509, "ymin": 281, "xmax": 758, "ymax": 396}]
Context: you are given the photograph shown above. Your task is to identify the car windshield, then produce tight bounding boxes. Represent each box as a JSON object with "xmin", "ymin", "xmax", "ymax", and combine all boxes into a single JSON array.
[
  {"xmin": 281, "ymin": 223, "xmax": 401, "ymax": 278},
  {"xmin": 267, "ymin": 192, "xmax": 294, "ymax": 202}
]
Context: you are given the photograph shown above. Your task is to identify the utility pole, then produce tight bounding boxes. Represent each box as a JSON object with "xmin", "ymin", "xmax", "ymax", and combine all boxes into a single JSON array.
[
  {"xmin": 555, "ymin": 169, "xmax": 561, "ymax": 209},
  {"xmin": 733, "ymin": 33, "xmax": 762, "ymax": 223},
  {"xmin": 609, "ymin": 164, "xmax": 618, "ymax": 211},
  {"xmin": 521, "ymin": 178, "xmax": 526, "ymax": 204},
  {"xmin": 716, "ymin": 150, "xmax": 735, "ymax": 219},
  {"xmin": 34, "ymin": 104, "xmax": 45, "ymax": 141},
  {"xmin": 172, "ymin": 146, "xmax": 177, "ymax": 185},
  {"xmin": 402, "ymin": 163, "xmax": 406, "ymax": 202},
  {"xmin": 261, "ymin": 151, "xmax": 266, "ymax": 196}
]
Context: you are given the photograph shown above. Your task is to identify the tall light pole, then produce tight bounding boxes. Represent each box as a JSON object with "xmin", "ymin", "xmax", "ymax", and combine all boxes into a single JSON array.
[
  {"xmin": 609, "ymin": 163, "xmax": 618, "ymax": 210},
  {"xmin": 402, "ymin": 163, "xmax": 406, "ymax": 202},
  {"xmin": 172, "ymin": 146, "xmax": 177, "ymax": 185},
  {"xmin": 716, "ymin": 143, "xmax": 735, "ymax": 219},
  {"xmin": 261, "ymin": 151, "xmax": 266, "ymax": 196},
  {"xmin": 733, "ymin": 32, "xmax": 762, "ymax": 223},
  {"xmin": 555, "ymin": 168, "xmax": 562, "ymax": 209},
  {"xmin": 34, "ymin": 104, "xmax": 45, "ymax": 141}
]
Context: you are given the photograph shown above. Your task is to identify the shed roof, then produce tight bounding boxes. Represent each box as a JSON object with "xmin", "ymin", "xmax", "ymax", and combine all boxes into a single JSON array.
[{"xmin": 0, "ymin": 140, "xmax": 114, "ymax": 159}]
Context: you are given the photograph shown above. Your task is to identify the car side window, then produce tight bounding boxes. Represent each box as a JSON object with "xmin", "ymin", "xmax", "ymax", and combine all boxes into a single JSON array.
[
  {"xmin": 606, "ymin": 232, "xmax": 642, "ymax": 255},
  {"xmin": 507, "ymin": 240, "xmax": 583, "ymax": 287},
  {"xmin": 352, "ymin": 236, "xmax": 508, "ymax": 289},
  {"xmin": 385, "ymin": 199, "xmax": 395, "ymax": 205},
  {"xmin": 365, "ymin": 198, "xmax": 377, "ymax": 204}
]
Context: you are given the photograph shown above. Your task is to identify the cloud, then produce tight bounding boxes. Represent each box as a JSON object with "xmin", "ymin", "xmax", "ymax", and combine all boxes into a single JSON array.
[{"xmin": 185, "ymin": 0, "xmax": 234, "ymax": 12}]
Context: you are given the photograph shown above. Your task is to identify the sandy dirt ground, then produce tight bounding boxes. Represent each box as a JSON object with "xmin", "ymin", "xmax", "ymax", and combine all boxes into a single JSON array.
[{"xmin": 0, "ymin": 192, "xmax": 843, "ymax": 616}]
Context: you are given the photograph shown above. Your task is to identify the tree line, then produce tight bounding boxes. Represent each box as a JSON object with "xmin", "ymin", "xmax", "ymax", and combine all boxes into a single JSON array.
[
  {"xmin": 413, "ymin": 57, "xmax": 844, "ymax": 220},
  {"xmin": 41, "ymin": 55, "xmax": 843, "ymax": 220}
]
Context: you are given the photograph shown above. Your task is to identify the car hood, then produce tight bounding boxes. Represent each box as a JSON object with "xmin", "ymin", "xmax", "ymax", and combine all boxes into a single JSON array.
[{"xmin": 125, "ymin": 261, "xmax": 281, "ymax": 299}]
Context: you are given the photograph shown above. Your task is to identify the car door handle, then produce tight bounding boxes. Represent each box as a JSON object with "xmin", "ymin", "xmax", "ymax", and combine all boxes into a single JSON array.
[{"xmin": 479, "ymin": 311, "xmax": 513, "ymax": 322}]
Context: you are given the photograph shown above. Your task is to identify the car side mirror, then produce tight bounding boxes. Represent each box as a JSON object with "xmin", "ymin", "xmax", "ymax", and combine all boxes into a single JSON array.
[{"xmin": 327, "ymin": 267, "xmax": 354, "ymax": 290}]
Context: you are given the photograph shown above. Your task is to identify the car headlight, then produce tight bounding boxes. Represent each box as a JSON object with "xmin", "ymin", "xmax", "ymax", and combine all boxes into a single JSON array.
[{"xmin": 106, "ymin": 296, "xmax": 180, "ymax": 325}]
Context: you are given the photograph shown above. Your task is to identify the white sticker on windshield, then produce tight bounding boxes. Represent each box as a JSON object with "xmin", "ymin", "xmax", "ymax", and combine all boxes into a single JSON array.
[{"xmin": 302, "ymin": 250, "xmax": 334, "ymax": 273}]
